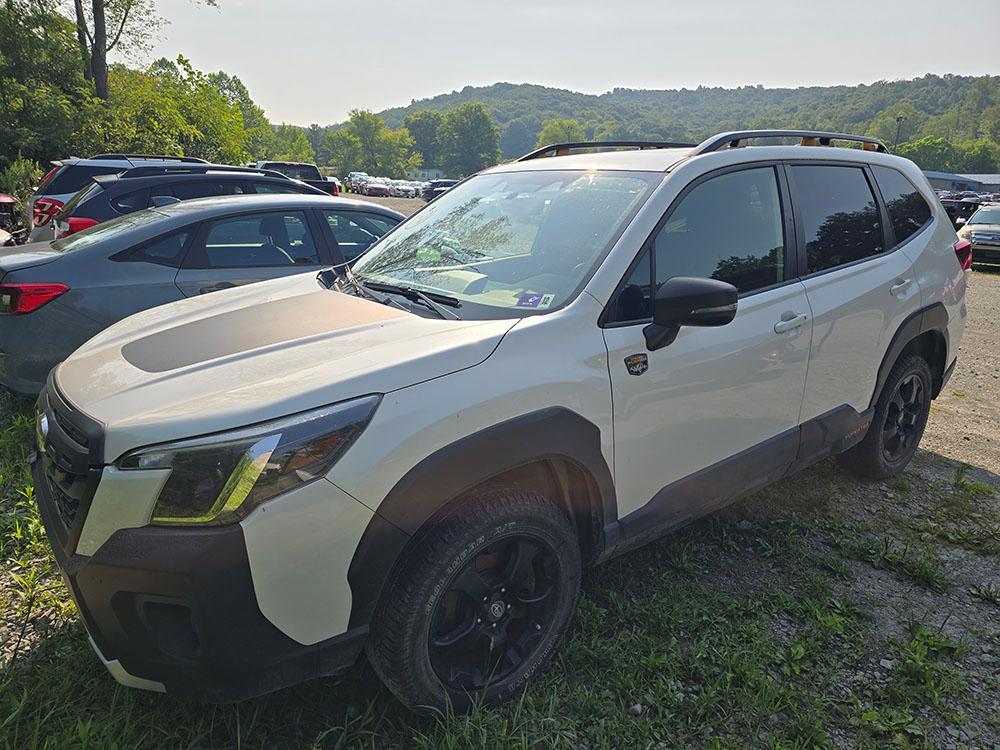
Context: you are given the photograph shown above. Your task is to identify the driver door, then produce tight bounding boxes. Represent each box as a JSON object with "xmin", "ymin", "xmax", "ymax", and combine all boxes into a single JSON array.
[
  {"xmin": 175, "ymin": 209, "xmax": 330, "ymax": 296},
  {"xmin": 603, "ymin": 164, "xmax": 812, "ymax": 520}
]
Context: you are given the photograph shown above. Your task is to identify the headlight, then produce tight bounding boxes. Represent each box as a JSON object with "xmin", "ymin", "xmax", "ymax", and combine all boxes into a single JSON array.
[{"xmin": 117, "ymin": 395, "xmax": 380, "ymax": 525}]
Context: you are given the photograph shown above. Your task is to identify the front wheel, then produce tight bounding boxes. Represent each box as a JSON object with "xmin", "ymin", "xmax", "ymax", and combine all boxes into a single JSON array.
[
  {"xmin": 838, "ymin": 353, "xmax": 933, "ymax": 479},
  {"xmin": 366, "ymin": 488, "xmax": 581, "ymax": 711}
]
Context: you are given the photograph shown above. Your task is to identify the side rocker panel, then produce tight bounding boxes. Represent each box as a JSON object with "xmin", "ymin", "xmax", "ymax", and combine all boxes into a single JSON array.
[{"xmin": 346, "ymin": 407, "xmax": 617, "ymax": 629}]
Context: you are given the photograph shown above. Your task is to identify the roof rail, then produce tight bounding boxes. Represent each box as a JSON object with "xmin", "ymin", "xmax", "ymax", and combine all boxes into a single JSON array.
[
  {"xmin": 691, "ymin": 130, "xmax": 888, "ymax": 155},
  {"xmin": 89, "ymin": 153, "xmax": 209, "ymax": 163},
  {"xmin": 517, "ymin": 140, "xmax": 697, "ymax": 162},
  {"xmin": 117, "ymin": 165, "xmax": 291, "ymax": 180}
]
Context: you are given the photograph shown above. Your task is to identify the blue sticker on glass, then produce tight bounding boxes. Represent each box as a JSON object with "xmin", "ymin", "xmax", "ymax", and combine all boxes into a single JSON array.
[{"xmin": 516, "ymin": 292, "xmax": 545, "ymax": 308}]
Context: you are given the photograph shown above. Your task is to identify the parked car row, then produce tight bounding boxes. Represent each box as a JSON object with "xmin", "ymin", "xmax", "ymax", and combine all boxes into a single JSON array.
[{"xmin": 957, "ymin": 202, "xmax": 1000, "ymax": 265}]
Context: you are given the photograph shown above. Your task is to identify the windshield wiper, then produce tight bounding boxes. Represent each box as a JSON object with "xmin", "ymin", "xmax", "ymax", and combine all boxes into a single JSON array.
[
  {"xmin": 332, "ymin": 265, "xmax": 410, "ymax": 313},
  {"xmin": 363, "ymin": 280, "xmax": 463, "ymax": 320}
]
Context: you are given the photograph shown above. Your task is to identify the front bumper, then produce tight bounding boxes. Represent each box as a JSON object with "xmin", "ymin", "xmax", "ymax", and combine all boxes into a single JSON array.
[
  {"xmin": 32, "ymin": 383, "xmax": 367, "ymax": 702},
  {"xmin": 969, "ymin": 242, "xmax": 1000, "ymax": 265}
]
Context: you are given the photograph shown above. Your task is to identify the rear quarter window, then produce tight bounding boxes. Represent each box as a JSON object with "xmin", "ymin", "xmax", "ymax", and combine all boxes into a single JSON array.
[
  {"xmin": 872, "ymin": 166, "xmax": 933, "ymax": 245},
  {"xmin": 44, "ymin": 165, "xmax": 124, "ymax": 195}
]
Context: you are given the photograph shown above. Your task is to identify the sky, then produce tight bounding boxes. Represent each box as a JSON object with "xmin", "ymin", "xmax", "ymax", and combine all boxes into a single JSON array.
[{"xmin": 146, "ymin": 0, "xmax": 1000, "ymax": 127}]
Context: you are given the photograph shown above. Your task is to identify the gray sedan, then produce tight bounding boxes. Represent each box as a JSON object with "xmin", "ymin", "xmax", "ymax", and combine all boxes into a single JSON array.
[{"xmin": 0, "ymin": 194, "xmax": 403, "ymax": 394}]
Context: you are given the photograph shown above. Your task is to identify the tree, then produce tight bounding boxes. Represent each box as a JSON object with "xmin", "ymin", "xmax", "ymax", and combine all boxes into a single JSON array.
[
  {"xmin": 270, "ymin": 124, "xmax": 316, "ymax": 163},
  {"xmin": 954, "ymin": 140, "xmax": 999, "ymax": 173},
  {"xmin": 324, "ymin": 130, "xmax": 364, "ymax": 175},
  {"xmin": 535, "ymin": 118, "xmax": 585, "ymax": 148},
  {"xmin": 209, "ymin": 71, "xmax": 274, "ymax": 159},
  {"xmin": 500, "ymin": 119, "xmax": 536, "ymax": 159},
  {"xmin": 438, "ymin": 103, "xmax": 500, "ymax": 177},
  {"xmin": 70, "ymin": 0, "xmax": 214, "ymax": 100},
  {"xmin": 403, "ymin": 110, "xmax": 442, "ymax": 169},
  {"xmin": 896, "ymin": 136, "xmax": 957, "ymax": 172}
]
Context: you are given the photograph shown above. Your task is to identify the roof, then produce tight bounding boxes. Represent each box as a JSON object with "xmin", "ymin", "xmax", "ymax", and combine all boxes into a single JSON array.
[
  {"xmin": 490, "ymin": 147, "xmax": 694, "ymax": 174},
  {"xmin": 958, "ymin": 174, "xmax": 1000, "ymax": 184},
  {"xmin": 921, "ymin": 170, "xmax": 972, "ymax": 181},
  {"xmin": 154, "ymin": 193, "xmax": 399, "ymax": 217}
]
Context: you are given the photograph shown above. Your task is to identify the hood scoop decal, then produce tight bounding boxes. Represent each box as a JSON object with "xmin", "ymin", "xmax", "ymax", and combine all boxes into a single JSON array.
[{"xmin": 121, "ymin": 291, "xmax": 406, "ymax": 373}]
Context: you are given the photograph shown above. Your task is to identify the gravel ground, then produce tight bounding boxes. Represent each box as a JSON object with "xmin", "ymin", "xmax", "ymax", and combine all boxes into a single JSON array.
[
  {"xmin": 339, "ymin": 193, "xmax": 425, "ymax": 217},
  {"xmin": 921, "ymin": 270, "xmax": 1000, "ymax": 474}
]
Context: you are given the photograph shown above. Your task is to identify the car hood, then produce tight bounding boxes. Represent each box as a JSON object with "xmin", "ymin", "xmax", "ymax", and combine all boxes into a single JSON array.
[
  {"xmin": 962, "ymin": 222, "xmax": 1000, "ymax": 235},
  {"xmin": 0, "ymin": 241, "xmax": 62, "ymax": 275},
  {"xmin": 55, "ymin": 273, "xmax": 516, "ymax": 462}
]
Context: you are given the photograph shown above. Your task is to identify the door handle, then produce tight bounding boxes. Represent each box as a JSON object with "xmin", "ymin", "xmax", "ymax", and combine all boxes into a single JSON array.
[
  {"xmin": 774, "ymin": 313, "xmax": 808, "ymax": 334},
  {"xmin": 199, "ymin": 282, "xmax": 236, "ymax": 295},
  {"xmin": 889, "ymin": 278, "xmax": 912, "ymax": 296}
]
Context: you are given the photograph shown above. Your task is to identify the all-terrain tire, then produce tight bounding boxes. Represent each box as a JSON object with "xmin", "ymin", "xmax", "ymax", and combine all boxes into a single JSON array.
[
  {"xmin": 366, "ymin": 488, "xmax": 581, "ymax": 711},
  {"xmin": 838, "ymin": 353, "xmax": 933, "ymax": 479}
]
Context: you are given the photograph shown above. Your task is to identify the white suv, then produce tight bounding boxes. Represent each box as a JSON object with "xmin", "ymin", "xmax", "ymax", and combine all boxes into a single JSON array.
[{"xmin": 33, "ymin": 131, "xmax": 968, "ymax": 709}]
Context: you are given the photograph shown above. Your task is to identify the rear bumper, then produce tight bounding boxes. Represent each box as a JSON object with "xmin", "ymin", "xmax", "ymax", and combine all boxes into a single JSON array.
[{"xmin": 33, "ymin": 452, "xmax": 367, "ymax": 703}]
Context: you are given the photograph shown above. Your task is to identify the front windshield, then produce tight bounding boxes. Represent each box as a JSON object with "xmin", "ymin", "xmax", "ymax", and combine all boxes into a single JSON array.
[
  {"xmin": 50, "ymin": 207, "xmax": 166, "ymax": 252},
  {"xmin": 970, "ymin": 208, "xmax": 1000, "ymax": 225},
  {"xmin": 352, "ymin": 170, "xmax": 658, "ymax": 315}
]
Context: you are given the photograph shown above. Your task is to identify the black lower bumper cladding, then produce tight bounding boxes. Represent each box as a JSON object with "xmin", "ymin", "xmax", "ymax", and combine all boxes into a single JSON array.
[{"xmin": 32, "ymin": 456, "xmax": 366, "ymax": 702}]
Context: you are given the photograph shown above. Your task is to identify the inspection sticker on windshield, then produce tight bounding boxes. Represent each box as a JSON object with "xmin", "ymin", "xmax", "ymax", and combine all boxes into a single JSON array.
[{"xmin": 516, "ymin": 292, "xmax": 555, "ymax": 309}]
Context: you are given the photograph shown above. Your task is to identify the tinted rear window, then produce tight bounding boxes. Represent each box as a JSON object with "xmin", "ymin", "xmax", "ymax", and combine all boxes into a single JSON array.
[
  {"xmin": 792, "ymin": 165, "xmax": 884, "ymax": 274},
  {"xmin": 44, "ymin": 165, "xmax": 123, "ymax": 195},
  {"xmin": 872, "ymin": 166, "xmax": 933, "ymax": 245}
]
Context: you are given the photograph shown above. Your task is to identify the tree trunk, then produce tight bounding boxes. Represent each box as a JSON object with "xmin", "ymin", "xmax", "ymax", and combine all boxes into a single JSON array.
[
  {"xmin": 91, "ymin": 0, "xmax": 108, "ymax": 99},
  {"xmin": 73, "ymin": 0, "xmax": 92, "ymax": 81}
]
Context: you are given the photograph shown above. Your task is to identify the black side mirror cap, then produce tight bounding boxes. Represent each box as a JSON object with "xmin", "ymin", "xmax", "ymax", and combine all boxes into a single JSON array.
[{"xmin": 643, "ymin": 276, "xmax": 738, "ymax": 351}]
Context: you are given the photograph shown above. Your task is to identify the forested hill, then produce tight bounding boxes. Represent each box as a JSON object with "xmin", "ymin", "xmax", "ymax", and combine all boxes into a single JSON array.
[{"xmin": 374, "ymin": 75, "xmax": 1000, "ymax": 161}]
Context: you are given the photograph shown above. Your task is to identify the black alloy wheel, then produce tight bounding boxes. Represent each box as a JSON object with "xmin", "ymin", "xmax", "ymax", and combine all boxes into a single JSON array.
[
  {"xmin": 881, "ymin": 373, "xmax": 926, "ymax": 463},
  {"xmin": 429, "ymin": 535, "xmax": 559, "ymax": 691}
]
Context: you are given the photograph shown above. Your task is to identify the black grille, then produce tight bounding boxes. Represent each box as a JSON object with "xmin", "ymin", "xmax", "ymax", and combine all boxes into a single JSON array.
[{"xmin": 35, "ymin": 384, "xmax": 102, "ymax": 552}]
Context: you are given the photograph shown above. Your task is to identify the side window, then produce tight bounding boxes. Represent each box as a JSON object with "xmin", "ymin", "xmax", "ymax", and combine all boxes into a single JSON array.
[
  {"xmin": 254, "ymin": 181, "xmax": 300, "ymax": 194},
  {"xmin": 872, "ymin": 166, "xmax": 933, "ymax": 246},
  {"xmin": 112, "ymin": 189, "xmax": 148, "ymax": 213},
  {"xmin": 791, "ymin": 165, "xmax": 884, "ymax": 274},
  {"xmin": 614, "ymin": 249, "xmax": 653, "ymax": 322},
  {"xmin": 323, "ymin": 210, "xmax": 400, "ymax": 260},
  {"xmin": 116, "ymin": 232, "xmax": 189, "ymax": 267},
  {"xmin": 171, "ymin": 181, "xmax": 245, "ymax": 200},
  {"xmin": 190, "ymin": 211, "xmax": 319, "ymax": 269},
  {"xmin": 654, "ymin": 167, "xmax": 786, "ymax": 295}
]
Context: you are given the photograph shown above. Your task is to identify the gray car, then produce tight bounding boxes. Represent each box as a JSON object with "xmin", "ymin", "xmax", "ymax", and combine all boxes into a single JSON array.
[{"xmin": 0, "ymin": 194, "xmax": 403, "ymax": 394}]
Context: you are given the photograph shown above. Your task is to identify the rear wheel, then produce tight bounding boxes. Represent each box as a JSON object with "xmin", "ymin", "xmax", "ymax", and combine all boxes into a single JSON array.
[
  {"xmin": 838, "ymin": 353, "xmax": 932, "ymax": 479},
  {"xmin": 366, "ymin": 488, "xmax": 581, "ymax": 711}
]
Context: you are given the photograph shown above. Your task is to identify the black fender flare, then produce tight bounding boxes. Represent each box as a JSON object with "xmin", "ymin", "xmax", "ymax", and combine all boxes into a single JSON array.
[
  {"xmin": 870, "ymin": 302, "xmax": 950, "ymax": 408},
  {"xmin": 345, "ymin": 407, "xmax": 617, "ymax": 628}
]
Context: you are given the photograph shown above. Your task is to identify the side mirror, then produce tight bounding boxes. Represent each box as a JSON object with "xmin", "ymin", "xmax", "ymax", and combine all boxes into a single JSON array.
[
  {"xmin": 150, "ymin": 195, "xmax": 181, "ymax": 208},
  {"xmin": 643, "ymin": 276, "xmax": 738, "ymax": 351}
]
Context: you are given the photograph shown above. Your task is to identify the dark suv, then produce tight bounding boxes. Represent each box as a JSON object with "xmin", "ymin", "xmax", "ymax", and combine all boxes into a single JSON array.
[{"xmin": 51, "ymin": 165, "xmax": 326, "ymax": 239}]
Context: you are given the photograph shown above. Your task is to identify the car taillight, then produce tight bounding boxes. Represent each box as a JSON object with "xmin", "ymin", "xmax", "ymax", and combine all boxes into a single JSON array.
[
  {"xmin": 57, "ymin": 217, "xmax": 99, "ymax": 238},
  {"xmin": 954, "ymin": 239, "xmax": 973, "ymax": 271},
  {"xmin": 0, "ymin": 284, "xmax": 70, "ymax": 315},
  {"xmin": 32, "ymin": 198, "xmax": 64, "ymax": 227},
  {"xmin": 39, "ymin": 166, "xmax": 59, "ymax": 185}
]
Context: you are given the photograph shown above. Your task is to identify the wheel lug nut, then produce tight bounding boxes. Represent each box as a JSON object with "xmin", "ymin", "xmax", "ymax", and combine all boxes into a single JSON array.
[
  {"xmin": 482, "ymin": 596, "xmax": 488, "ymax": 602},
  {"xmin": 506, "ymin": 604, "xmax": 511, "ymax": 609},
  {"xmin": 477, "ymin": 617, "xmax": 482, "ymax": 623},
  {"xmin": 500, "ymin": 588, "xmax": 506, "ymax": 593},
  {"xmin": 535, "ymin": 624, "xmax": 541, "ymax": 630},
  {"xmin": 491, "ymin": 623, "xmax": 497, "ymax": 628}
]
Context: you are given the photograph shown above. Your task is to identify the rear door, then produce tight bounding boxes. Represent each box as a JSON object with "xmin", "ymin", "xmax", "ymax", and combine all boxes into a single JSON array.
[
  {"xmin": 788, "ymin": 162, "xmax": 922, "ymax": 422},
  {"xmin": 174, "ymin": 209, "xmax": 332, "ymax": 296}
]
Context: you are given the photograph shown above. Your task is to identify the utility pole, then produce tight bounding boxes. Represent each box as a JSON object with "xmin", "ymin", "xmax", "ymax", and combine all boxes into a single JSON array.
[{"xmin": 894, "ymin": 115, "xmax": 906, "ymax": 152}]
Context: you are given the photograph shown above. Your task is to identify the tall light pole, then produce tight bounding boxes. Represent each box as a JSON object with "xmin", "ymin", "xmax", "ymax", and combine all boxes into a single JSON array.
[{"xmin": 894, "ymin": 115, "xmax": 906, "ymax": 152}]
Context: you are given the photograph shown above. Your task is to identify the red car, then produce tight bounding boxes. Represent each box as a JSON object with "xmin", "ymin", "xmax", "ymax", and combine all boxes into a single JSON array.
[{"xmin": 363, "ymin": 180, "xmax": 391, "ymax": 197}]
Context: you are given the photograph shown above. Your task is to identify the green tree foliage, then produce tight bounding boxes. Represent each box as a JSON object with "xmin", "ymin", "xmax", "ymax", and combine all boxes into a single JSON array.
[
  {"xmin": 324, "ymin": 111, "xmax": 417, "ymax": 176},
  {"xmin": 500, "ymin": 118, "xmax": 536, "ymax": 159},
  {"xmin": 403, "ymin": 110, "xmax": 442, "ymax": 169},
  {"xmin": 270, "ymin": 123, "xmax": 316, "ymax": 163},
  {"xmin": 0, "ymin": 156, "xmax": 43, "ymax": 202},
  {"xmin": 535, "ymin": 118, "xmax": 585, "ymax": 148},
  {"xmin": 209, "ymin": 71, "xmax": 274, "ymax": 159},
  {"xmin": 896, "ymin": 136, "xmax": 957, "ymax": 172},
  {"xmin": 438, "ymin": 103, "xmax": 501, "ymax": 177}
]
